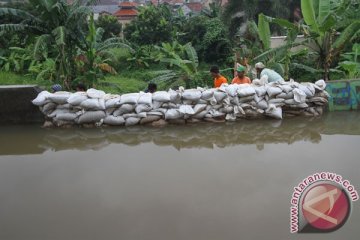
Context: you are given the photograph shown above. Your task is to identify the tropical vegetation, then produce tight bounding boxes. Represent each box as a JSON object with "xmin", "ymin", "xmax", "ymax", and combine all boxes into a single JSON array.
[{"xmin": 0, "ymin": 0, "xmax": 359, "ymax": 93}]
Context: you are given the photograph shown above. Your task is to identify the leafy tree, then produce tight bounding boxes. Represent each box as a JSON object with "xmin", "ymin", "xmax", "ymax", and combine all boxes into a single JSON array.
[
  {"xmin": 223, "ymin": 0, "xmax": 294, "ymax": 37},
  {"xmin": 151, "ymin": 43, "xmax": 201, "ymax": 89},
  {"xmin": 123, "ymin": 4, "xmax": 174, "ymax": 46},
  {"xmin": 96, "ymin": 14, "xmax": 122, "ymax": 40},
  {"xmin": 75, "ymin": 14, "xmax": 132, "ymax": 87},
  {"xmin": 300, "ymin": 0, "xmax": 360, "ymax": 80},
  {"xmin": 181, "ymin": 16, "xmax": 232, "ymax": 64},
  {"xmin": 0, "ymin": 0, "xmax": 96, "ymax": 88}
]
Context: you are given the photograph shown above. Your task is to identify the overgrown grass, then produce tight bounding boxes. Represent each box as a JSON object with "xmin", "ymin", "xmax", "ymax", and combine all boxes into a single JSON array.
[{"xmin": 0, "ymin": 71, "xmax": 52, "ymax": 87}]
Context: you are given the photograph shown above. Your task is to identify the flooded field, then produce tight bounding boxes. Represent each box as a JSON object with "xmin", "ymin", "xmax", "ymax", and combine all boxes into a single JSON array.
[{"xmin": 0, "ymin": 112, "xmax": 359, "ymax": 240}]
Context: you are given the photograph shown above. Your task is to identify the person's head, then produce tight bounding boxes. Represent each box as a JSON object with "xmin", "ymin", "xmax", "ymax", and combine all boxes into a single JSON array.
[
  {"xmin": 147, "ymin": 83, "xmax": 157, "ymax": 93},
  {"xmin": 236, "ymin": 65, "xmax": 246, "ymax": 78},
  {"xmin": 210, "ymin": 66, "xmax": 220, "ymax": 78},
  {"xmin": 76, "ymin": 83, "xmax": 87, "ymax": 92},
  {"xmin": 51, "ymin": 84, "xmax": 62, "ymax": 93},
  {"xmin": 255, "ymin": 62, "xmax": 265, "ymax": 75}
]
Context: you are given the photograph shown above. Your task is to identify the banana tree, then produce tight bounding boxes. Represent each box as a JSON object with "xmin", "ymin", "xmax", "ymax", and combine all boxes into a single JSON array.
[
  {"xmin": 75, "ymin": 14, "xmax": 133, "ymax": 87},
  {"xmin": 0, "ymin": 0, "xmax": 96, "ymax": 88},
  {"xmin": 301, "ymin": 0, "xmax": 360, "ymax": 80},
  {"xmin": 252, "ymin": 14, "xmax": 310, "ymax": 80},
  {"xmin": 151, "ymin": 42, "xmax": 200, "ymax": 89}
]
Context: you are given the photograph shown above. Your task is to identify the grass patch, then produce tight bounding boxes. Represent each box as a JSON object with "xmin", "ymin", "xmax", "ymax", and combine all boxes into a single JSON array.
[{"xmin": 99, "ymin": 75, "xmax": 147, "ymax": 94}]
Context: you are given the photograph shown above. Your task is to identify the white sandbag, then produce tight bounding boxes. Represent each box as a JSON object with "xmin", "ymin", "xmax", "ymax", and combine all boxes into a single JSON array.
[
  {"xmin": 284, "ymin": 99, "xmax": 298, "ymax": 105},
  {"xmin": 234, "ymin": 105, "xmax": 245, "ymax": 115},
  {"xmin": 105, "ymin": 97, "xmax": 121, "ymax": 109},
  {"xmin": 48, "ymin": 109, "xmax": 70, "ymax": 118},
  {"xmin": 105, "ymin": 107, "xmax": 116, "ymax": 116},
  {"xmin": 201, "ymin": 89, "xmax": 215, "ymax": 100},
  {"xmin": 266, "ymin": 87, "xmax": 282, "ymax": 98},
  {"xmin": 279, "ymin": 84, "xmax": 293, "ymax": 93},
  {"xmin": 78, "ymin": 111, "xmax": 105, "ymax": 124},
  {"xmin": 147, "ymin": 111, "xmax": 164, "ymax": 116},
  {"xmin": 55, "ymin": 112, "xmax": 79, "ymax": 121},
  {"xmin": 103, "ymin": 115, "xmax": 125, "ymax": 126},
  {"xmin": 153, "ymin": 91, "xmax": 171, "ymax": 102},
  {"xmin": 113, "ymin": 104, "xmax": 135, "ymax": 117},
  {"xmin": 138, "ymin": 92, "xmax": 152, "ymax": 105},
  {"xmin": 254, "ymin": 86, "xmax": 267, "ymax": 96},
  {"xmin": 125, "ymin": 117, "xmax": 140, "ymax": 126},
  {"xmin": 152, "ymin": 101, "xmax": 163, "ymax": 109},
  {"xmin": 315, "ymin": 79, "xmax": 326, "ymax": 90},
  {"xmin": 269, "ymin": 98, "xmax": 285, "ymax": 104},
  {"xmin": 239, "ymin": 95, "xmax": 255, "ymax": 103},
  {"xmin": 257, "ymin": 100, "xmax": 268, "ymax": 110},
  {"xmin": 137, "ymin": 112, "xmax": 147, "ymax": 118},
  {"xmin": 80, "ymin": 99, "xmax": 105, "ymax": 110},
  {"xmin": 169, "ymin": 89, "xmax": 181, "ymax": 103},
  {"xmin": 67, "ymin": 92, "xmax": 88, "ymax": 106},
  {"xmin": 162, "ymin": 102, "xmax": 178, "ymax": 109},
  {"xmin": 42, "ymin": 102, "xmax": 56, "ymax": 114},
  {"xmin": 32, "ymin": 91, "xmax": 51, "ymax": 106},
  {"xmin": 193, "ymin": 110, "xmax": 208, "ymax": 119},
  {"xmin": 214, "ymin": 91, "xmax": 227, "ymax": 102},
  {"xmin": 298, "ymin": 84, "xmax": 314, "ymax": 97},
  {"xmin": 219, "ymin": 106, "xmax": 233, "ymax": 114},
  {"xmin": 179, "ymin": 105, "xmax": 195, "ymax": 115},
  {"xmin": 208, "ymin": 109, "xmax": 225, "ymax": 118},
  {"xmin": 237, "ymin": 85, "xmax": 256, "ymax": 97},
  {"xmin": 254, "ymin": 94, "xmax": 264, "ymax": 103},
  {"xmin": 288, "ymin": 103, "xmax": 309, "ymax": 108},
  {"xmin": 47, "ymin": 92, "xmax": 71, "ymax": 104},
  {"xmin": 230, "ymin": 96, "xmax": 240, "ymax": 105},
  {"xmin": 301, "ymin": 83, "xmax": 316, "ymax": 96},
  {"xmin": 265, "ymin": 104, "xmax": 282, "ymax": 120},
  {"xmin": 123, "ymin": 113, "xmax": 138, "ymax": 119},
  {"xmin": 165, "ymin": 109, "xmax": 184, "ymax": 120},
  {"xmin": 225, "ymin": 113, "xmax": 237, "ymax": 121},
  {"xmin": 182, "ymin": 89, "xmax": 202, "ymax": 101},
  {"xmin": 87, "ymin": 88, "xmax": 105, "ymax": 99},
  {"xmin": 135, "ymin": 104, "xmax": 152, "ymax": 114},
  {"xmin": 56, "ymin": 103, "xmax": 71, "ymax": 110},
  {"xmin": 119, "ymin": 93, "xmax": 139, "ymax": 105},
  {"xmin": 140, "ymin": 115, "xmax": 161, "ymax": 124},
  {"xmin": 226, "ymin": 84, "xmax": 240, "ymax": 97},
  {"xmin": 293, "ymin": 88, "xmax": 307, "ymax": 103},
  {"xmin": 193, "ymin": 104, "xmax": 207, "ymax": 114}
]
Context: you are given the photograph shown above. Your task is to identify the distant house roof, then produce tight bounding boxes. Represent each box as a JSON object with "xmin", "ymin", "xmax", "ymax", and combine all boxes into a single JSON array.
[
  {"xmin": 114, "ymin": 8, "xmax": 138, "ymax": 17},
  {"xmin": 91, "ymin": 5, "xmax": 119, "ymax": 14},
  {"xmin": 186, "ymin": 2, "xmax": 203, "ymax": 12}
]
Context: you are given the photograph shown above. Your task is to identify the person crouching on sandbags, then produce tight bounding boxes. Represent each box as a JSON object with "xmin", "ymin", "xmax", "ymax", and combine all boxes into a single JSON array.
[
  {"xmin": 145, "ymin": 83, "xmax": 157, "ymax": 93},
  {"xmin": 232, "ymin": 65, "xmax": 251, "ymax": 85},
  {"xmin": 255, "ymin": 62, "xmax": 284, "ymax": 83},
  {"xmin": 210, "ymin": 66, "xmax": 228, "ymax": 88}
]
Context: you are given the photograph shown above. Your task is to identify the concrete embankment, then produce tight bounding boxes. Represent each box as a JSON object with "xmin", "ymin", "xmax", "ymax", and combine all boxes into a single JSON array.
[{"xmin": 0, "ymin": 85, "xmax": 44, "ymax": 123}]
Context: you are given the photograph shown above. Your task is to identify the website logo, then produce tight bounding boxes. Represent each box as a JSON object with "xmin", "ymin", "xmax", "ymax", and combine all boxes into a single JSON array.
[{"xmin": 290, "ymin": 172, "xmax": 358, "ymax": 233}]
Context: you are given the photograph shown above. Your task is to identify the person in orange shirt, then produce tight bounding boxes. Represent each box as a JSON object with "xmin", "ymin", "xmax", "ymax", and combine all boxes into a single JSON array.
[
  {"xmin": 210, "ymin": 66, "xmax": 228, "ymax": 88},
  {"xmin": 232, "ymin": 65, "xmax": 251, "ymax": 85}
]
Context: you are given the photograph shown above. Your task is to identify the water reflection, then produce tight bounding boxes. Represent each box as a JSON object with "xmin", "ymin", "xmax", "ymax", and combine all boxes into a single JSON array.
[{"xmin": 2, "ymin": 112, "xmax": 359, "ymax": 155}]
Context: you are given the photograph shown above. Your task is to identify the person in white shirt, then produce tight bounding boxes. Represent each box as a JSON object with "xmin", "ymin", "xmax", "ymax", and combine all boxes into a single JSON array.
[{"xmin": 255, "ymin": 62, "xmax": 284, "ymax": 83}]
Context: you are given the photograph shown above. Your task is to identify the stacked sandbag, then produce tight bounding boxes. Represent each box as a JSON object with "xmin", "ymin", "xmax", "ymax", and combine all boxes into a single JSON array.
[{"xmin": 32, "ymin": 79, "xmax": 329, "ymax": 128}]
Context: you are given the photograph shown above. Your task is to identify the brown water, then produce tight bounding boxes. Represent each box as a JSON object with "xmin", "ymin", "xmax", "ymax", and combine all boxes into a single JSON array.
[{"xmin": 0, "ymin": 112, "xmax": 359, "ymax": 240}]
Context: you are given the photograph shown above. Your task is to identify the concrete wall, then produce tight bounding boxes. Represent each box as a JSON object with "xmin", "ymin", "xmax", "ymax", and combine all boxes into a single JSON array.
[
  {"xmin": 326, "ymin": 79, "xmax": 360, "ymax": 111},
  {"xmin": 0, "ymin": 85, "xmax": 44, "ymax": 123}
]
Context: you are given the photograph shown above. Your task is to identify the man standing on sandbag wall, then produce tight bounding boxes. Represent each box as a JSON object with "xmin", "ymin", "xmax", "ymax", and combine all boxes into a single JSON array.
[
  {"xmin": 210, "ymin": 66, "xmax": 228, "ymax": 88},
  {"xmin": 255, "ymin": 62, "xmax": 284, "ymax": 83},
  {"xmin": 232, "ymin": 65, "xmax": 251, "ymax": 85}
]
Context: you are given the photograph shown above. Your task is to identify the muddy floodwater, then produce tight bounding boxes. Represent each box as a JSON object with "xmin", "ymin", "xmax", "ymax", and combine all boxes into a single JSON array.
[{"xmin": 0, "ymin": 112, "xmax": 360, "ymax": 240}]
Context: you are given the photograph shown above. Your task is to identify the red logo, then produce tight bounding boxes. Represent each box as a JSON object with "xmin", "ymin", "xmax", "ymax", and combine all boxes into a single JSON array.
[{"xmin": 301, "ymin": 183, "xmax": 351, "ymax": 232}]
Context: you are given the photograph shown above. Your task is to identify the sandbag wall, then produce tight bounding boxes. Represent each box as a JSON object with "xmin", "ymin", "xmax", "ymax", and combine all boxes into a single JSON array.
[{"xmin": 32, "ymin": 78, "xmax": 329, "ymax": 127}]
